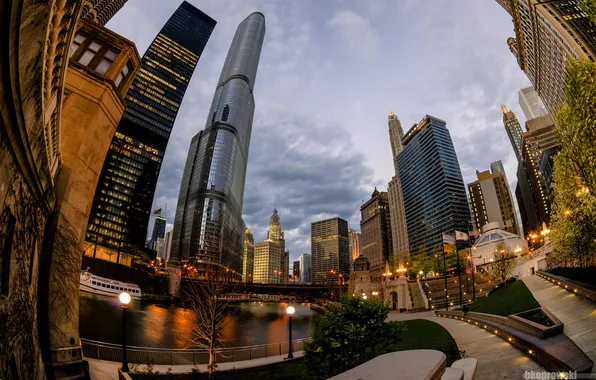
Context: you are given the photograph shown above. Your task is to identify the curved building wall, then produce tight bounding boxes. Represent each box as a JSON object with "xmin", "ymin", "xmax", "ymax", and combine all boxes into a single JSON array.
[{"xmin": 172, "ymin": 13, "xmax": 265, "ymax": 273}]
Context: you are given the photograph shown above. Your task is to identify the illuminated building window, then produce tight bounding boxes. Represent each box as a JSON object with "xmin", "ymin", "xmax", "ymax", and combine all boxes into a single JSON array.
[
  {"xmin": 70, "ymin": 33, "xmax": 86, "ymax": 58},
  {"xmin": 78, "ymin": 41, "xmax": 102, "ymax": 66},
  {"xmin": 95, "ymin": 49, "xmax": 118, "ymax": 75},
  {"xmin": 116, "ymin": 62, "xmax": 132, "ymax": 87}
]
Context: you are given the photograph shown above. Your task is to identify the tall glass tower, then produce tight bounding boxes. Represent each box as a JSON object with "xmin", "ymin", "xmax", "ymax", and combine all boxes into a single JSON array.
[
  {"xmin": 86, "ymin": 2, "xmax": 216, "ymax": 253},
  {"xmin": 396, "ymin": 115, "xmax": 470, "ymax": 257},
  {"xmin": 171, "ymin": 12, "xmax": 266, "ymax": 274}
]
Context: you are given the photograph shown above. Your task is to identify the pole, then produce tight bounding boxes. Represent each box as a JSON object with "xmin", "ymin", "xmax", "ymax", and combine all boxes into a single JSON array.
[
  {"xmin": 121, "ymin": 306, "xmax": 129, "ymax": 372},
  {"xmin": 467, "ymin": 224, "xmax": 476, "ymax": 303},
  {"xmin": 287, "ymin": 315, "xmax": 294, "ymax": 358},
  {"xmin": 443, "ymin": 248, "xmax": 448, "ymax": 311},
  {"xmin": 456, "ymin": 247, "xmax": 462, "ymax": 307},
  {"xmin": 93, "ymin": 233, "xmax": 98, "ymax": 258}
]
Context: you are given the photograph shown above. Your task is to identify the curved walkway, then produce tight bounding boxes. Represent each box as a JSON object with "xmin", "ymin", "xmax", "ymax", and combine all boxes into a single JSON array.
[
  {"xmin": 387, "ymin": 311, "xmax": 544, "ymax": 378},
  {"xmin": 523, "ymin": 275, "xmax": 596, "ymax": 365}
]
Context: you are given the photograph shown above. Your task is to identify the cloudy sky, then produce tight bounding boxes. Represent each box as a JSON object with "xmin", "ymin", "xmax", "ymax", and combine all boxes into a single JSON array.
[{"xmin": 107, "ymin": 0, "xmax": 531, "ymax": 264}]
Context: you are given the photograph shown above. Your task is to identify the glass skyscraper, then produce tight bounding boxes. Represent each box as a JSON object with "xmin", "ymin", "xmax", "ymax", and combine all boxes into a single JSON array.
[
  {"xmin": 86, "ymin": 2, "xmax": 216, "ymax": 252},
  {"xmin": 396, "ymin": 115, "xmax": 470, "ymax": 257},
  {"xmin": 171, "ymin": 12, "xmax": 266, "ymax": 274}
]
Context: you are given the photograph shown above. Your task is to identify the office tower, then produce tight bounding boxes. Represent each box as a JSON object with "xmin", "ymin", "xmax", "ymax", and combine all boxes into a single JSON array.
[
  {"xmin": 468, "ymin": 169, "xmax": 519, "ymax": 234},
  {"xmin": 516, "ymin": 163, "xmax": 539, "ymax": 234},
  {"xmin": 164, "ymin": 230, "xmax": 173, "ymax": 261},
  {"xmin": 348, "ymin": 229, "xmax": 361, "ymax": 262},
  {"xmin": 150, "ymin": 215, "xmax": 166, "ymax": 249},
  {"xmin": 360, "ymin": 189, "xmax": 393, "ymax": 278},
  {"xmin": 293, "ymin": 260, "xmax": 300, "ymax": 279},
  {"xmin": 299, "ymin": 253, "xmax": 312, "ymax": 284},
  {"xmin": 497, "ymin": 0, "xmax": 596, "ymax": 115},
  {"xmin": 519, "ymin": 86, "xmax": 548, "ymax": 120},
  {"xmin": 539, "ymin": 146, "xmax": 560, "ymax": 204},
  {"xmin": 386, "ymin": 111, "xmax": 410, "ymax": 265},
  {"xmin": 522, "ymin": 115, "xmax": 558, "ymax": 226},
  {"xmin": 86, "ymin": 3, "xmax": 216, "ymax": 259},
  {"xmin": 242, "ymin": 228, "xmax": 255, "ymax": 283},
  {"xmin": 311, "ymin": 217, "xmax": 350, "ymax": 284},
  {"xmin": 397, "ymin": 115, "xmax": 471, "ymax": 257},
  {"xmin": 81, "ymin": 0, "xmax": 128, "ymax": 25},
  {"xmin": 252, "ymin": 210, "xmax": 285, "ymax": 284},
  {"xmin": 490, "ymin": 160, "xmax": 505, "ymax": 176},
  {"xmin": 171, "ymin": 12, "xmax": 266, "ymax": 273},
  {"xmin": 502, "ymin": 105, "xmax": 525, "ymax": 160}
]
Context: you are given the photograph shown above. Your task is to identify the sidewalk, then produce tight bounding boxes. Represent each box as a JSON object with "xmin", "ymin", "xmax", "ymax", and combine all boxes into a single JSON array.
[
  {"xmin": 387, "ymin": 311, "xmax": 544, "ymax": 378},
  {"xmin": 87, "ymin": 351, "xmax": 304, "ymax": 379},
  {"xmin": 523, "ymin": 275, "xmax": 596, "ymax": 365}
]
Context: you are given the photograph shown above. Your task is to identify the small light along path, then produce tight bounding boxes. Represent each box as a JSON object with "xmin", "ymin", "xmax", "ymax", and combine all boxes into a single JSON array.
[
  {"xmin": 387, "ymin": 311, "xmax": 545, "ymax": 379},
  {"xmin": 523, "ymin": 275, "xmax": 596, "ymax": 365}
]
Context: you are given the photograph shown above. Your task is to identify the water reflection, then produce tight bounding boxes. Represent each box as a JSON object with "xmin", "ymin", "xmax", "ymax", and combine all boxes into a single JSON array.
[{"xmin": 79, "ymin": 293, "xmax": 315, "ymax": 348}]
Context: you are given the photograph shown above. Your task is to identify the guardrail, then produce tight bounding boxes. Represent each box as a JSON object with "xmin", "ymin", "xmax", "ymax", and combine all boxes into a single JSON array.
[{"xmin": 81, "ymin": 338, "xmax": 312, "ymax": 366}]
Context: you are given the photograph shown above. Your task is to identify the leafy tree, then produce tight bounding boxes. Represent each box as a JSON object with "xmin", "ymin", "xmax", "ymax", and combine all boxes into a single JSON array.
[
  {"xmin": 580, "ymin": 0, "xmax": 596, "ymax": 26},
  {"xmin": 550, "ymin": 58, "xmax": 596, "ymax": 268},
  {"xmin": 304, "ymin": 297, "xmax": 405, "ymax": 379},
  {"xmin": 492, "ymin": 241, "xmax": 516, "ymax": 286}
]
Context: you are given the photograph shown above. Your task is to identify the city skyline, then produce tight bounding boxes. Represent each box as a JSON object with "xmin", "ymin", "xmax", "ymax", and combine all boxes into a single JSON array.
[{"xmin": 106, "ymin": 0, "xmax": 534, "ymax": 263}]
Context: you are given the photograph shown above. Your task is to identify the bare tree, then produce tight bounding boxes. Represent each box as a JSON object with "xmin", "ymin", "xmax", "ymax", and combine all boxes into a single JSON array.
[
  {"xmin": 492, "ymin": 241, "xmax": 516, "ymax": 287},
  {"xmin": 181, "ymin": 267, "xmax": 236, "ymax": 376}
]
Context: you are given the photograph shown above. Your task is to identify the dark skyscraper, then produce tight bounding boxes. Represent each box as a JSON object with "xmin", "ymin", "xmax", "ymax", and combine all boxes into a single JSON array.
[
  {"xmin": 150, "ymin": 215, "xmax": 166, "ymax": 249},
  {"xmin": 86, "ymin": 2, "xmax": 216, "ymax": 254},
  {"xmin": 171, "ymin": 12, "xmax": 266, "ymax": 274},
  {"xmin": 397, "ymin": 115, "xmax": 470, "ymax": 257},
  {"xmin": 81, "ymin": 0, "xmax": 128, "ymax": 26}
]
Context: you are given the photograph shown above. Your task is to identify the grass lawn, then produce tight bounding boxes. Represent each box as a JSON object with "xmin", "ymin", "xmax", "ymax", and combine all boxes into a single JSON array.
[
  {"xmin": 131, "ymin": 319, "xmax": 460, "ymax": 379},
  {"xmin": 467, "ymin": 280, "xmax": 540, "ymax": 316}
]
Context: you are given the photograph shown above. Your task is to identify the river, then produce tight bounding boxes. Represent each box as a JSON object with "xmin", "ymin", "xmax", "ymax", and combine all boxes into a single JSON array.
[{"xmin": 79, "ymin": 293, "xmax": 315, "ymax": 349}]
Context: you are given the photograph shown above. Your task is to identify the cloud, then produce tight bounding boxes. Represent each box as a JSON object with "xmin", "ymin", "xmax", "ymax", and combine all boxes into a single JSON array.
[{"xmin": 326, "ymin": 10, "xmax": 380, "ymax": 56}]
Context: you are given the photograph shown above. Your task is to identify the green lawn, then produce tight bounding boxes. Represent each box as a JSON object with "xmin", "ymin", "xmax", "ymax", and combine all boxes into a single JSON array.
[
  {"xmin": 131, "ymin": 319, "xmax": 460, "ymax": 379},
  {"xmin": 467, "ymin": 280, "xmax": 540, "ymax": 316}
]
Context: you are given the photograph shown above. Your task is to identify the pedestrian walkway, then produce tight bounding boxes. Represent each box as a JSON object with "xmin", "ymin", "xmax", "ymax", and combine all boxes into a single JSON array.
[
  {"xmin": 387, "ymin": 311, "xmax": 545, "ymax": 378},
  {"xmin": 523, "ymin": 275, "xmax": 596, "ymax": 365},
  {"xmin": 87, "ymin": 351, "xmax": 304, "ymax": 379}
]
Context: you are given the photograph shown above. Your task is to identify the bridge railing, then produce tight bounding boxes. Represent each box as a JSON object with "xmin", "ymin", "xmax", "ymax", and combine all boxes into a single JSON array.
[{"xmin": 81, "ymin": 338, "xmax": 312, "ymax": 366}]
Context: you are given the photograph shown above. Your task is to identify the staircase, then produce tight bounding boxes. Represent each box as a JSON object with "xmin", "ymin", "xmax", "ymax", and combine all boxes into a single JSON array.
[
  {"xmin": 408, "ymin": 281, "xmax": 426, "ymax": 311},
  {"xmin": 422, "ymin": 273, "xmax": 499, "ymax": 310}
]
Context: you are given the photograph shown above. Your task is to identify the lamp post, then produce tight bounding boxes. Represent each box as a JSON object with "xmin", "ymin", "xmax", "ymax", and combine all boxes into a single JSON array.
[
  {"xmin": 119, "ymin": 292, "xmax": 131, "ymax": 372},
  {"xmin": 286, "ymin": 305, "xmax": 295, "ymax": 359}
]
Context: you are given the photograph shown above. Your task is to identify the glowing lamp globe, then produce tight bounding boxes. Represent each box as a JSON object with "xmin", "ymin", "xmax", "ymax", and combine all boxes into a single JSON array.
[
  {"xmin": 286, "ymin": 306, "xmax": 295, "ymax": 315},
  {"xmin": 119, "ymin": 292, "xmax": 131, "ymax": 305}
]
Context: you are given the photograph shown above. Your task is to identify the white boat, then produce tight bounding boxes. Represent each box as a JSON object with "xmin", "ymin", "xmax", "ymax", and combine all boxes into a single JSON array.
[{"xmin": 79, "ymin": 270, "xmax": 142, "ymax": 300}]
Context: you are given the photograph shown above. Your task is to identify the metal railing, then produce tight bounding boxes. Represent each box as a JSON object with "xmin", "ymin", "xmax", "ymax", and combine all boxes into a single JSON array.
[{"xmin": 81, "ymin": 338, "xmax": 312, "ymax": 366}]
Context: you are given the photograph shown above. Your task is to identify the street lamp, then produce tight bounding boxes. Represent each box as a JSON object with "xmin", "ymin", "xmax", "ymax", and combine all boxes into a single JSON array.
[
  {"xmin": 286, "ymin": 306, "xmax": 295, "ymax": 359},
  {"xmin": 119, "ymin": 292, "xmax": 131, "ymax": 372}
]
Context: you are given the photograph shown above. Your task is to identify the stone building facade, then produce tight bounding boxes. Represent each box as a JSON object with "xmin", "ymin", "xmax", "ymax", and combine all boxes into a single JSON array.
[{"xmin": 360, "ymin": 189, "xmax": 392, "ymax": 279}]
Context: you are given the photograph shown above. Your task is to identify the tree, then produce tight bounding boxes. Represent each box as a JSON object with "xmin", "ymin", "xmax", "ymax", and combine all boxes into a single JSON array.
[
  {"xmin": 550, "ymin": 58, "xmax": 596, "ymax": 268},
  {"xmin": 181, "ymin": 266, "xmax": 236, "ymax": 377},
  {"xmin": 492, "ymin": 242, "xmax": 516, "ymax": 286},
  {"xmin": 304, "ymin": 297, "xmax": 404, "ymax": 379},
  {"xmin": 580, "ymin": 0, "xmax": 596, "ymax": 26}
]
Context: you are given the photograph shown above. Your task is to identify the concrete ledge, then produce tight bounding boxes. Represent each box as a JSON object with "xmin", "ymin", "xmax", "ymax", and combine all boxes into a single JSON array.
[
  {"xmin": 118, "ymin": 369, "xmax": 133, "ymax": 380},
  {"xmin": 537, "ymin": 271, "xmax": 596, "ymax": 304},
  {"xmin": 508, "ymin": 308, "xmax": 563, "ymax": 338},
  {"xmin": 435, "ymin": 312, "xmax": 593, "ymax": 373},
  {"xmin": 329, "ymin": 350, "xmax": 446, "ymax": 380},
  {"xmin": 450, "ymin": 358, "xmax": 477, "ymax": 380},
  {"xmin": 441, "ymin": 367, "xmax": 463, "ymax": 380}
]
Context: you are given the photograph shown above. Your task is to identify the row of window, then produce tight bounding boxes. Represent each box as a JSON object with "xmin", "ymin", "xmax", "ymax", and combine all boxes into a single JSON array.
[{"xmin": 91, "ymin": 280, "xmax": 139, "ymax": 293}]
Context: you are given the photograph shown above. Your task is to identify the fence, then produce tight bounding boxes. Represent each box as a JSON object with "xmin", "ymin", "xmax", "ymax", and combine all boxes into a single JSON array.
[{"xmin": 81, "ymin": 338, "xmax": 312, "ymax": 366}]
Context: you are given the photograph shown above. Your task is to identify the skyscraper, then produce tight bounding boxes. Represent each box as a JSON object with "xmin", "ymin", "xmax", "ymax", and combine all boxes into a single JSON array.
[
  {"xmin": 468, "ymin": 169, "xmax": 519, "ymax": 235},
  {"xmin": 386, "ymin": 111, "xmax": 410, "ymax": 265},
  {"xmin": 299, "ymin": 253, "xmax": 312, "ymax": 284},
  {"xmin": 497, "ymin": 0, "xmax": 596, "ymax": 115},
  {"xmin": 292, "ymin": 260, "xmax": 300, "ymax": 278},
  {"xmin": 86, "ymin": 2, "xmax": 216, "ymax": 258},
  {"xmin": 502, "ymin": 105, "xmax": 525, "ymax": 160},
  {"xmin": 242, "ymin": 228, "xmax": 255, "ymax": 283},
  {"xmin": 171, "ymin": 12, "xmax": 266, "ymax": 274},
  {"xmin": 397, "ymin": 115, "xmax": 470, "ymax": 257},
  {"xmin": 311, "ymin": 217, "xmax": 350, "ymax": 284},
  {"xmin": 253, "ymin": 210, "xmax": 285, "ymax": 284},
  {"xmin": 490, "ymin": 160, "xmax": 506, "ymax": 176},
  {"xmin": 150, "ymin": 215, "xmax": 166, "ymax": 249},
  {"xmin": 360, "ymin": 189, "xmax": 393, "ymax": 278},
  {"xmin": 519, "ymin": 86, "xmax": 549, "ymax": 120},
  {"xmin": 348, "ymin": 228, "xmax": 361, "ymax": 262},
  {"xmin": 81, "ymin": 0, "xmax": 128, "ymax": 25}
]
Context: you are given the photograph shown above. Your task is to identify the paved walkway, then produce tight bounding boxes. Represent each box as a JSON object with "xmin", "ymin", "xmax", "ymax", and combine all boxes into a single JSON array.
[
  {"xmin": 523, "ymin": 275, "xmax": 596, "ymax": 365},
  {"xmin": 387, "ymin": 311, "xmax": 544, "ymax": 379},
  {"xmin": 87, "ymin": 351, "xmax": 304, "ymax": 379}
]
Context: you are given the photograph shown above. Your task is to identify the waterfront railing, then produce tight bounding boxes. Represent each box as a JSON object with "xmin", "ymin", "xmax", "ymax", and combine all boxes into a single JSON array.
[{"xmin": 81, "ymin": 338, "xmax": 312, "ymax": 365}]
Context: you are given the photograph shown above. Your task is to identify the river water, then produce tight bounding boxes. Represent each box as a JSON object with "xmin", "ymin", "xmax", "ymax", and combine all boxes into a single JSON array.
[{"xmin": 79, "ymin": 293, "xmax": 315, "ymax": 349}]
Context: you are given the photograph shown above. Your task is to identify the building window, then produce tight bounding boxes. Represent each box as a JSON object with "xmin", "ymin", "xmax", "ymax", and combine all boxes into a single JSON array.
[
  {"xmin": 115, "ymin": 62, "xmax": 132, "ymax": 87},
  {"xmin": 96, "ymin": 49, "xmax": 118, "ymax": 75},
  {"xmin": 222, "ymin": 105, "xmax": 230, "ymax": 122},
  {"xmin": 70, "ymin": 33, "xmax": 86, "ymax": 58},
  {"xmin": 1, "ymin": 214, "xmax": 16, "ymax": 297},
  {"xmin": 78, "ymin": 41, "xmax": 102, "ymax": 66}
]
